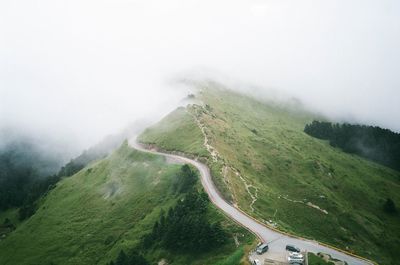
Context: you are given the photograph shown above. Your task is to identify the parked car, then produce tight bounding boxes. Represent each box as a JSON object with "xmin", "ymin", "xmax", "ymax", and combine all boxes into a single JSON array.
[
  {"xmin": 253, "ymin": 259, "xmax": 261, "ymax": 265},
  {"xmin": 285, "ymin": 244, "xmax": 300, "ymax": 253},
  {"xmin": 256, "ymin": 243, "xmax": 269, "ymax": 254},
  {"xmin": 288, "ymin": 256, "xmax": 304, "ymax": 264},
  {"xmin": 289, "ymin": 252, "xmax": 304, "ymax": 259}
]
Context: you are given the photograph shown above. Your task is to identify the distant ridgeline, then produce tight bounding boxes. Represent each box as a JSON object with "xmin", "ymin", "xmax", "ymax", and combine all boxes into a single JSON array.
[
  {"xmin": 304, "ymin": 121, "xmax": 400, "ymax": 171},
  {"xmin": 0, "ymin": 140, "xmax": 61, "ymax": 217},
  {"xmin": 0, "ymin": 133, "xmax": 126, "ymax": 220}
]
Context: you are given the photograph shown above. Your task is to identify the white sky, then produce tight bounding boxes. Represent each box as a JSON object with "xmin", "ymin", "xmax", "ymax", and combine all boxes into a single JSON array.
[{"xmin": 1, "ymin": 0, "xmax": 399, "ymax": 149}]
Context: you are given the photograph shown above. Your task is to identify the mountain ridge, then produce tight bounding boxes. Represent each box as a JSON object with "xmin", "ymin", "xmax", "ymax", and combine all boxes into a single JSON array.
[{"xmin": 138, "ymin": 83, "xmax": 400, "ymax": 265}]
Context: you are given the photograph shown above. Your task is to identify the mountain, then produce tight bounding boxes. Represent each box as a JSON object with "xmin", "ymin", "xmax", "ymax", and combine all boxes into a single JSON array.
[
  {"xmin": 0, "ymin": 131, "xmax": 68, "ymax": 213},
  {"xmin": 138, "ymin": 82, "xmax": 400, "ymax": 265},
  {"xmin": 0, "ymin": 125, "xmax": 134, "ymax": 222},
  {"xmin": 0, "ymin": 141, "xmax": 253, "ymax": 265},
  {"xmin": 1, "ymin": 82, "xmax": 399, "ymax": 265},
  {"xmin": 57, "ymin": 127, "xmax": 138, "ymax": 178}
]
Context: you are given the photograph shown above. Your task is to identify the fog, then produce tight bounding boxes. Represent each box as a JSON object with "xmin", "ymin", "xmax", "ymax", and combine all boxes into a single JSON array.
[{"xmin": 1, "ymin": 0, "xmax": 399, "ymax": 153}]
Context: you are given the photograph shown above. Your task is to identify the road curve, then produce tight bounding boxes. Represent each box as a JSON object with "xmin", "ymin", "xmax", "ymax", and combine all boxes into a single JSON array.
[{"xmin": 129, "ymin": 139, "xmax": 372, "ymax": 265}]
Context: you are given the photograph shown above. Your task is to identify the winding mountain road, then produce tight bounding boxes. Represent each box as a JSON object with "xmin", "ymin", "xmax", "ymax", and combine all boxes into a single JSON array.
[{"xmin": 130, "ymin": 139, "xmax": 373, "ymax": 265}]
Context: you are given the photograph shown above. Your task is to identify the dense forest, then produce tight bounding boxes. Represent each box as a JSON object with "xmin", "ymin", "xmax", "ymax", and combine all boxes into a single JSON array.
[{"xmin": 304, "ymin": 120, "xmax": 400, "ymax": 171}]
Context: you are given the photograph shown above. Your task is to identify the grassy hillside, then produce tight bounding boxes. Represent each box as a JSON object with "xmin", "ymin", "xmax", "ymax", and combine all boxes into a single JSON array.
[
  {"xmin": 138, "ymin": 83, "xmax": 400, "ymax": 265},
  {"xmin": 139, "ymin": 107, "xmax": 208, "ymax": 158},
  {"xmin": 0, "ymin": 141, "xmax": 253, "ymax": 265},
  {"xmin": 308, "ymin": 253, "xmax": 335, "ymax": 265}
]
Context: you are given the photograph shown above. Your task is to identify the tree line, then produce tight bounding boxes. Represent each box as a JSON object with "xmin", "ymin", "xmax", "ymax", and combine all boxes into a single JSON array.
[
  {"xmin": 144, "ymin": 165, "xmax": 227, "ymax": 253},
  {"xmin": 0, "ymin": 135, "xmax": 124, "ymax": 221},
  {"xmin": 106, "ymin": 250, "xmax": 149, "ymax": 265},
  {"xmin": 107, "ymin": 165, "xmax": 228, "ymax": 265},
  {"xmin": 0, "ymin": 146, "xmax": 61, "ymax": 220},
  {"xmin": 304, "ymin": 120, "xmax": 400, "ymax": 171},
  {"xmin": 0, "ymin": 147, "xmax": 103, "ymax": 221},
  {"xmin": 143, "ymin": 190, "xmax": 226, "ymax": 253}
]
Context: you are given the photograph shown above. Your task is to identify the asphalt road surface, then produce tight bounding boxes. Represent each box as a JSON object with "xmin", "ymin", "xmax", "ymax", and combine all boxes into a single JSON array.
[{"xmin": 130, "ymin": 139, "xmax": 372, "ymax": 265}]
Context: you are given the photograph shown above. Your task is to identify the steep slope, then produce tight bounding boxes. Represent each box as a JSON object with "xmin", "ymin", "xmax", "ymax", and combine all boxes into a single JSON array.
[
  {"xmin": 0, "ymin": 127, "xmax": 132, "ymax": 225},
  {"xmin": 0, "ymin": 135, "xmax": 66, "ymax": 212},
  {"xmin": 138, "ymin": 83, "xmax": 400, "ymax": 265},
  {"xmin": 0, "ymin": 141, "xmax": 253, "ymax": 265}
]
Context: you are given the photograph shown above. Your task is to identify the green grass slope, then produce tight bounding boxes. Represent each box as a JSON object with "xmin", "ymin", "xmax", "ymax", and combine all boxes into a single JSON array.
[
  {"xmin": 308, "ymin": 253, "xmax": 335, "ymax": 265},
  {"xmin": 0, "ymin": 141, "xmax": 253, "ymax": 265},
  {"xmin": 138, "ymin": 83, "xmax": 400, "ymax": 265},
  {"xmin": 138, "ymin": 107, "xmax": 208, "ymax": 157}
]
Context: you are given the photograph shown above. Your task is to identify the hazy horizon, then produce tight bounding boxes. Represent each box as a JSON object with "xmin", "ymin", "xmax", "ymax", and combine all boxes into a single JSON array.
[{"xmin": 1, "ymin": 0, "xmax": 399, "ymax": 152}]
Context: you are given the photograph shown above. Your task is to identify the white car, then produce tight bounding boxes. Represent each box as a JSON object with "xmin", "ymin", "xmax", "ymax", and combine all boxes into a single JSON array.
[
  {"xmin": 289, "ymin": 252, "xmax": 304, "ymax": 259},
  {"xmin": 253, "ymin": 259, "xmax": 261, "ymax": 265},
  {"xmin": 288, "ymin": 256, "xmax": 304, "ymax": 264}
]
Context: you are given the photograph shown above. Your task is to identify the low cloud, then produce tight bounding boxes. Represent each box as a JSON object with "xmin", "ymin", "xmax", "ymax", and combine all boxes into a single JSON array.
[{"xmin": 1, "ymin": 0, "xmax": 399, "ymax": 151}]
